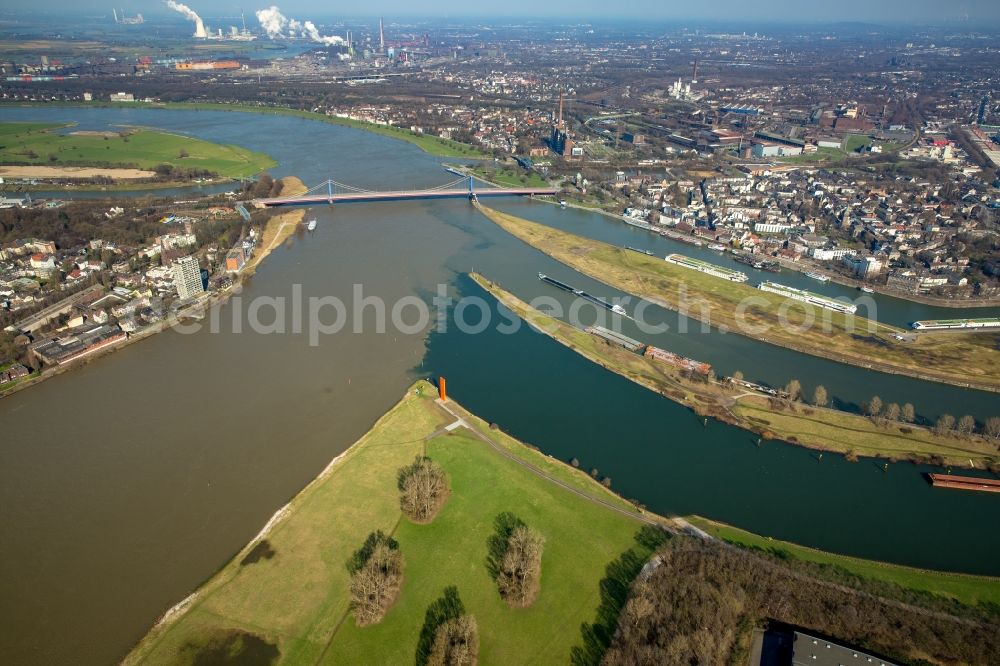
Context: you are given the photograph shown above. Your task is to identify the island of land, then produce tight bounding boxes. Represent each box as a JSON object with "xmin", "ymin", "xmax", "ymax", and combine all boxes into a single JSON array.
[
  {"xmin": 0, "ymin": 121, "xmax": 276, "ymax": 189},
  {"xmin": 469, "ymin": 272, "xmax": 1000, "ymax": 467},
  {"xmin": 476, "ymin": 204, "xmax": 1000, "ymax": 393},
  {"xmin": 124, "ymin": 381, "xmax": 1000, "ymax": 666}
]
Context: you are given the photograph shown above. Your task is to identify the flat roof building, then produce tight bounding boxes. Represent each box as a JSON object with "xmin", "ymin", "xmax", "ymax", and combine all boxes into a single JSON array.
[{"xmin": 172, "ymin": 256, "xmax": 205, "ymax": 300}]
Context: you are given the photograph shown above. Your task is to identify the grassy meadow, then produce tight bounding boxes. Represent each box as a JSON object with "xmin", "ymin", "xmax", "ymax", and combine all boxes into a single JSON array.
[
  {"xmin": 125, "ymin": 381, "xmax": 656, "ymax": 665},
  {"xmin": 0, "ymin": 121, "xmax": 275, "ymax": 178}
]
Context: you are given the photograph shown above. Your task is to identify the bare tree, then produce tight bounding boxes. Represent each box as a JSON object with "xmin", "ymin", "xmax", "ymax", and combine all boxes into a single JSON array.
[
  {"xmin": 901, "ymin": 403, "xmax": 916, "ymax": 424},
  {"xmin": 427, "ymin": 614, "xmax": 479, "ymax": 666},
  {"xmin": 812, "ymin": 385, "xmax": 828, "ymax": 407},
  {"xmin": 985, "ymin": 416, "xmax": 1000, "ymax": 440},
  {"xmin": 785, "ymin": 379, "xmax": 802, "ymax": 403},
  {"xmin": 348, "ymin": 531, "xmax": 403, "ymax": 626},
  {"xmin": 398, "ymin": 456, "xmax": 450, "ymax": 523},
  {"xmin": 731, "ymin": 370, "xmax": 744, "ymax": 384},
  {"xmin": 934, "ymin": 414, "xmax": 956, "ymax": 438},
  {"xmin": 496, "ymin": 526, "xmax": 545, "ymax": 608},
  {"xmin": 957, "ymin": 415, "xmax": 976, "ymax": 438},
  {"xmin": 867, "ymin": 395, "xmax": 883, "ymax": 422},
  {"xmin": 883, "ymin": 403, "xmax": 900, "ymax": 423}
]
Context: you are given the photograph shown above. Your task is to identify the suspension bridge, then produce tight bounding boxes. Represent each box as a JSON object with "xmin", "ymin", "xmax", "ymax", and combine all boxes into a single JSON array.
[{"xmin": 252, "ymin": 175, "xmax": 558, "ymax": 208}]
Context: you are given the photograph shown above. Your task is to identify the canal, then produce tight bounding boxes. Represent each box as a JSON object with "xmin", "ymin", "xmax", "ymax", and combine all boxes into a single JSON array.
[{"xmin": 0, "ymin": 106, "xmax": 998, "ymax": 665}]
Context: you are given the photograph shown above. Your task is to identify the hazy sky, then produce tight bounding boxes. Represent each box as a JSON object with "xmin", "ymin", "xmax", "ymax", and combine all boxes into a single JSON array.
[{"xmin": 29, "ymin": 0, "xmax": 1000, "ymax": 24}]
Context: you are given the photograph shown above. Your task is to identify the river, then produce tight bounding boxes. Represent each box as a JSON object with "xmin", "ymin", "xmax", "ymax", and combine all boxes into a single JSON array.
[{"xmin": 1, "ymin": 106, "xmax": 998, "ymax": 666}]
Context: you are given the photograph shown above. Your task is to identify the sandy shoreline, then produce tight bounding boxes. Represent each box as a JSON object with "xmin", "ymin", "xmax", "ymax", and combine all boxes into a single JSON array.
[{"xmin": 0, "ymin": 165, "xmax": 157, "ymax": 179}]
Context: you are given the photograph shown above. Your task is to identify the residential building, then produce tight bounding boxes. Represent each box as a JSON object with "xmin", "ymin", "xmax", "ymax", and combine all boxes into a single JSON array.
[
  {"xmin": 172, "ymin": 256, "xmax": 205, "ymax": 300},
  {"xmin": 843, "ymin": 254, "xmax": 884, "ymax": 278}
]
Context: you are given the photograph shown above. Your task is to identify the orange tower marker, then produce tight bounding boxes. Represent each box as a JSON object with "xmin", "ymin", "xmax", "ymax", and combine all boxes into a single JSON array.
[{"xmin": 438, "ymin": 376, "xmax": 447, "ymax": 401}]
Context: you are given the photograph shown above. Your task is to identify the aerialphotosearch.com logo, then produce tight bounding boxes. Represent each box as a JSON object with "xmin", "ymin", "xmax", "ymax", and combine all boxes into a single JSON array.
[{"xmin": 163, "ymin": 282, "xmax": 880, "ymax": 345}]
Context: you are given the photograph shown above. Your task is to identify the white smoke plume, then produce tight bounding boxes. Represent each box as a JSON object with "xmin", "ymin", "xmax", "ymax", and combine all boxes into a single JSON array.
[
  {"xmin": 166, "ymin": 0, "xmax": 206, "ymax": 38},
  {"xmin": 304, "ymin": 21, "xmax": 344, "ymax": 45},
  {"xmin": 255, "ymin": 6, "xmax": 344, "ymax": 45},
  {"xmin": 255, "ymin": 5, "xmax": 287, "ymax": 38}
]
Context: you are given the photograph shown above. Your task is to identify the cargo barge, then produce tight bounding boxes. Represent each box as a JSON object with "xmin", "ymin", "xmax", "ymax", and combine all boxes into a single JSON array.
[
  {"xmin": 664, "ymin": 253, "xmax": 748, "ymax": 282},
  {"xmin": 757, "ymin": 281, "xmax": 858, "ymax": 314},
  {"xmin": 585, "ymin": 325, "xmax": 644, "ymax": 351},
  {"xmin": 659, "ymin": 228, "xmax": 705, "ymax": 247},
  {"xmin": 928, "ymin": 474, "xmax": 1000, "ymax": 494},
  {"xmin": 538, "ymin": 272, "xmax": 579, "ymax": 294},
  {"xmin": 622, "ymin": 217, "xmax": 656, "ymax": 231},
  {"xmin": 734, "ymin": 254, "xmax": 780, "ymax": 272},
  {"xmin": 911, "ymin": 317, "xmax": 1000, "ymax": 331},
  {"xmin": 538, "ymin": 273, "xmax": 628, "ymax": 316}
]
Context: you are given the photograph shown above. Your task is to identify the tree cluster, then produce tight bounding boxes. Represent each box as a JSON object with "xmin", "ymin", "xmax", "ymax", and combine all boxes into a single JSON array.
[
  {"xmin": 347, "ymin": 531, "xmax": 403, "ymax": 626},
  {"xmin": 398, "ymin": 456, "xmax": 450, "ymax": 523},
  {"xmin": 489, "ymin": 514, "xmax": 544, "ymax": 608},
  {"xmin": 602, "ymin": 538, "xmax": 998, "ymax": 666},
  {"xmin": 427, "ymin": 614, "xmax": 479, "ymax": 666}
]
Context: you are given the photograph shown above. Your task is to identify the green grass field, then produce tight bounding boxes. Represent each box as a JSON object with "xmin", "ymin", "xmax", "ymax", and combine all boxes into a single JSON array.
[
  {"xmin": 467, "ymin": 165, "xmax": 550, "ymax": 189},
  {"xmin": 477, "ymin": 205, "xmax": 1000, "ymax": 392},
  {"xmin": 125, "ymin": 382, "xmax": 655, "ymax": 665},
  {"xmin": 687, "ymin": 516, "xmax": 1000, "ymax": 609},
  {"xmin": 0, "ymin": 121, "xmax": 275, "ymax": 178}
]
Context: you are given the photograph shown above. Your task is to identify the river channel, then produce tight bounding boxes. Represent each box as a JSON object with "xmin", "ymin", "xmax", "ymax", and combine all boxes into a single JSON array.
[{"xmin": 1, "ymin": 106, "xmax": 998, "ymax": 665}]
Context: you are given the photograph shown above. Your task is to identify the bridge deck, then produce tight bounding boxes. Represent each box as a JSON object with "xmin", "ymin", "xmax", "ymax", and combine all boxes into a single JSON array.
[{"xmin": 254, "ymin": 187, "xmax": 559, "ymax": 208}]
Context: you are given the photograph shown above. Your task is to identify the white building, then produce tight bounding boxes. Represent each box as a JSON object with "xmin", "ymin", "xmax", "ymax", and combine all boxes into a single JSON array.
[
  {"xmin": 172, "ymin": 256, "xmax": 205, "ymax": 300},
  {"xmin": 811, "ymin": 247, "xmax": 856, "ymax": 261},
  {"xmin": 843, "ymin": 254, "xmax": 884, "ymax": 278},
  {"xmin": 753, "ymin": 221, "xmax": 794, "ymax": 234}
]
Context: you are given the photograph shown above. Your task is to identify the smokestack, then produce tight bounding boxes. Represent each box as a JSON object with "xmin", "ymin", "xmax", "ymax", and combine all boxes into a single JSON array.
[
  {"xmin": 379, "ymin": 17, "xmax": 384, "ymax": 51},
  {"xmin": 166, "ymin": 1, "xmax": 207, "ymax": 38}
]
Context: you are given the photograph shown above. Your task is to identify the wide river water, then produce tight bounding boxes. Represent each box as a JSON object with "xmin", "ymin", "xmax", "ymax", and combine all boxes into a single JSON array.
[{"xmin": 1, "ymin": 107, "xmax": 999, "ymax": 665}]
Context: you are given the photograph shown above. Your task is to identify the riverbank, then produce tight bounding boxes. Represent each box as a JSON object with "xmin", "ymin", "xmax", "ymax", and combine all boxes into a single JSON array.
[
  {"xmin": 123, "ymin": 380, "xmax": 658, "ymax": 664},
  {"xmin": 558, "ymin": 194, "xmax": 1000, "ymax": 309},
  {"xmin": 469, "ymin": 272, "xmax": 1000, "ymax": 468},
  {"xmin": 476, "ymin": 204, "xmax": 1000, "ymax": 393},
  {"xmin": 769, "ymin": 255, "xmax": 1000, "ymax": 308},
  {"xmin": 2, "ymin": 101, "xmax": 488, "ymax": 160},
  {"xmin": 8, "ymin": 176, "xmax": 235, "ymax": 193},
  {"xmin": 0, "ymin": 120, "xmax": 276, "ymax": 186},
  {"xmin": 0, "ymin": 180, "xmax": 305, "ymax": 403}
]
